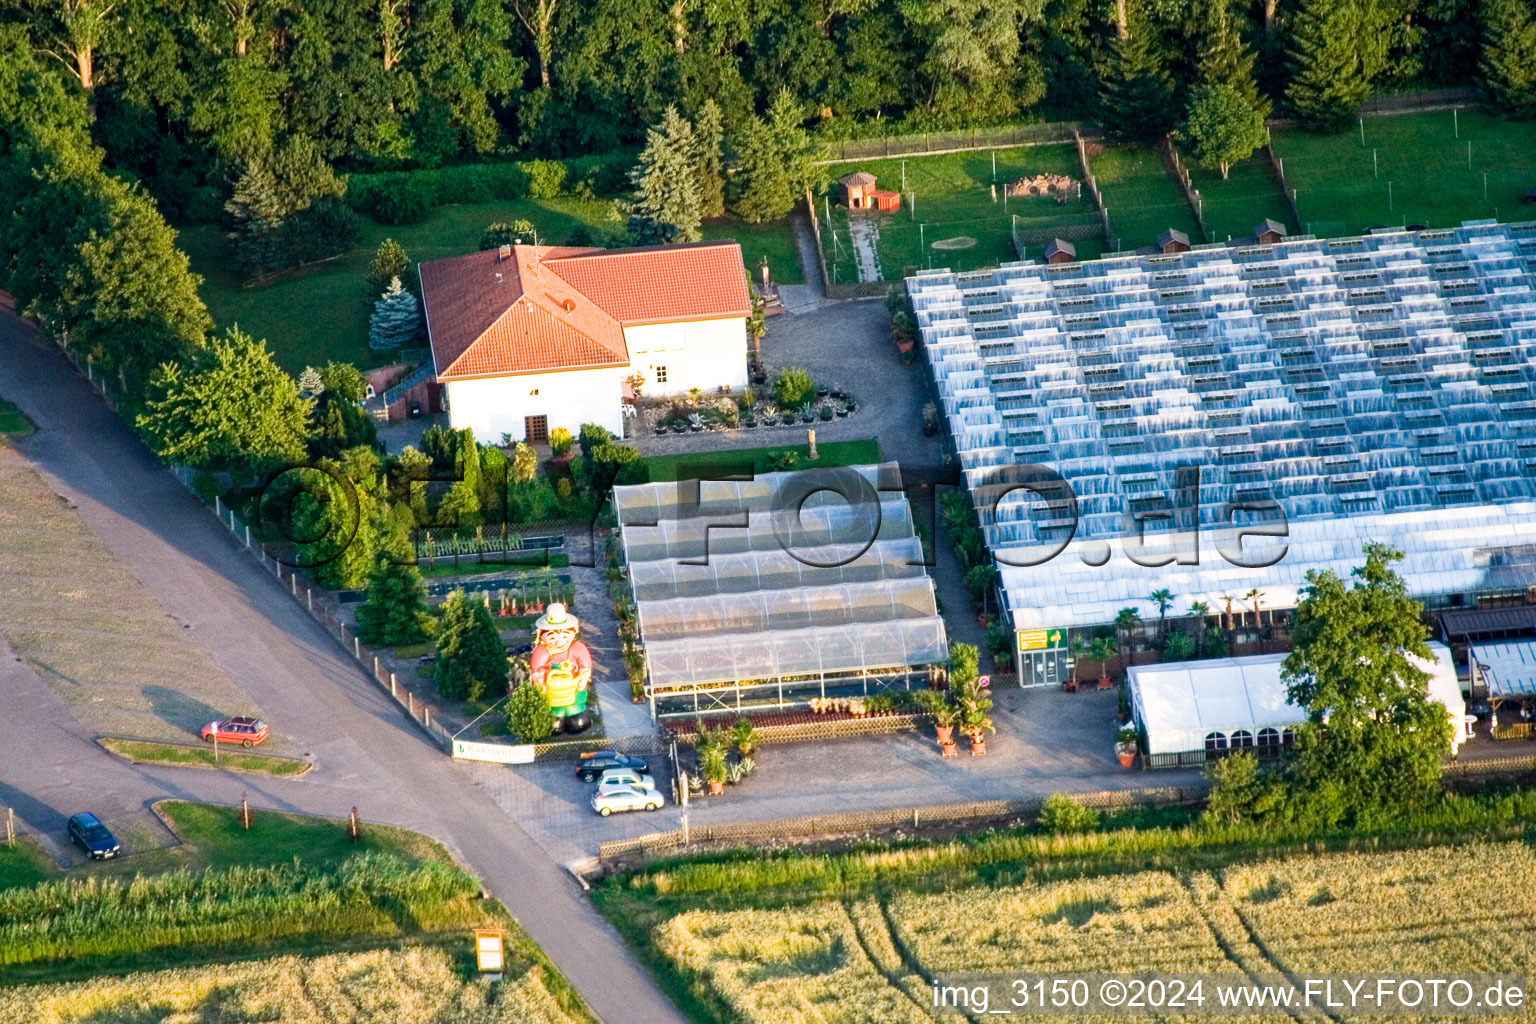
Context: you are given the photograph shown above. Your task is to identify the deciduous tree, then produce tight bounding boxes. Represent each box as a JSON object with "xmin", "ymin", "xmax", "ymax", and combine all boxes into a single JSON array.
[
  {"xmin": 137, "ymin": 328, "xmax": 309, "ymax": 472},
  {"xmin": 1181, "ymin": 83, "xmax": 1268, "ymax": 178},
  {"xmin": 1282, "ymin": 543, "xmax": 1452, "ymax": 826}
]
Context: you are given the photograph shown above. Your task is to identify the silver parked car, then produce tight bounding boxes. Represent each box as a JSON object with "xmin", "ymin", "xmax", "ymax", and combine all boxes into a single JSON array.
[
  {"xmin": 597, "ymin": 767, "xmax": 656, "ymax": 791},
  {"xmin": 592, "ymin": 783, "xmax": 664, "ymax": 816}
]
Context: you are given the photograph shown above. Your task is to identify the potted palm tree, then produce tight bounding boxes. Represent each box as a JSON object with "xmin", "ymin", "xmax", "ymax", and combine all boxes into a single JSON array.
[
  {"xmin": 963, "ymin": 707, "xmax": 995, "ymax": 756},
  {"xmin": 915, "ymin": 690, "xmax": 957, "ymax": 754},
  {"xmin": 1091, "ymin": 634, "xmax": 1116, "ymax": 690},
  {"xmin": 698, "ymin": 743, "xmax": 728, "ymax": 795},
  {"xmin": 730, "ymin": 717, "xmax": 757, "ymax": 758},
  {"xmin": 953, "ymin": 675, "xmax": 994, "ymax": 756},
  {"xmin": 1115, "ymin": 726, "xmax": 1137, "ymax": 769}
]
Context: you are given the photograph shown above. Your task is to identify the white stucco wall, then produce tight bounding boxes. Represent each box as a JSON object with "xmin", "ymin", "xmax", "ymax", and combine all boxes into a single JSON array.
[
  {"xmin": 444, "ymin": 367, "xmax": 626, "ymax": 444},
  {"xmin": 625, "ymin": 317, "xmax": 748, "ymax": 397}
]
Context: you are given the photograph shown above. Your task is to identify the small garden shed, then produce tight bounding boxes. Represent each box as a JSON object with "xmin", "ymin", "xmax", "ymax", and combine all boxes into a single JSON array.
[{"xmin": 838, "ymin": 171, "xmax": 878, "ymax": 209}]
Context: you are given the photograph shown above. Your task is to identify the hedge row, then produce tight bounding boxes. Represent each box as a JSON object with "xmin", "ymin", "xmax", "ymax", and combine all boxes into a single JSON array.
[{"xmin": 347, "ymin": 151, "xmax": 637, "ymax": 225}]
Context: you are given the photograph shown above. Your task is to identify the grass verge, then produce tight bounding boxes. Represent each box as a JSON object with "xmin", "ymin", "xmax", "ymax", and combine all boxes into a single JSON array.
[
  {"xmin": 0, "ymin": 395, "xmax": 33, "ymax": 435},
  {"xmin": 0, "ymin": 839, "xmax": 54, "ymax": 891},
  {"xmin": 641, "ymin": 438, "xmax": 882, "ymax": 483},
  {"xmin": 99, "ymin": 738, "xmax": 311, "ymax": 777}
]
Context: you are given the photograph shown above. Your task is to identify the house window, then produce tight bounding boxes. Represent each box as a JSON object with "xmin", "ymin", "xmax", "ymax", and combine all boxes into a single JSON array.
[
  {"xmin": 654, "ymin": 365, "xmax": 668, "ymax": 383},
  {"xmin": 525, "ymin": 415, "xmax": 548, "ymax": 444}
]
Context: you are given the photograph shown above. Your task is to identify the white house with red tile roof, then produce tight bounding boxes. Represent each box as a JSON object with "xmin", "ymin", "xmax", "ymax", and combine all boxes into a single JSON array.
[{"xmin": 419, "ymin": 240, "xmax": 751, "ymax": 443}]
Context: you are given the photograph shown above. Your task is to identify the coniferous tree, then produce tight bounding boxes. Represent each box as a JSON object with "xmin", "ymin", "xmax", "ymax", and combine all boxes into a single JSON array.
[
  {"xmin": 1098, "ymin": 24, "xmax": 1177, "ymax": 141},
  {"xmin": 434, "ymin": 590, "xmax": 508, "ymax": 700},
  {"xmin": 297, "ymin": 366, "xmax": 325, "ymax": 396},
  {"xmin": 369, "ymin": 238, "xmax": 409, "ymax": 290},
  {"xmin": 732, "ymin": 92, "xmax": 817, "ymax": 223},
  {"xmin": 692, "ymin": 98, "xmax": 726, "ymax": 219},
  {"xmin": 357, "ymin": 517, "xmax": 431, "ymax": 646},
  {"xmin": 293, "ymin": 467, "xmax": 376, "ymax": 590},
  {"xmin": 627, "ymin": 106, "xmax": 703, "ymax": 244},
  {"xmin": 1285, "ymin": 0, "xmax": 1371, "ymax": 130},
  {"xmin": 1197, "ymin": 0, "xmax": 1269, "ymax": 116},
  {"xmin": 1479, "ymin": 0, "xmax": 1536, "ymax": 117},
  {"xmin": 369, "ymin": 277, "xmax": 424, "ymax": 350},
  {"xmin": 732, "ymin": 115, "xmax": 795, "ymax": 223}
]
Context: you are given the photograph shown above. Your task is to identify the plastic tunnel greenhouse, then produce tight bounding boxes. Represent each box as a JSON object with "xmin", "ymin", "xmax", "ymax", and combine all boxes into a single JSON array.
[
  {"xmin": 910, "ymin": 220, "xmax": 1536, "ymax": 638},
  {"xmin": 613, "ymin": 464, "xmax": 950, "ymax": 719}
]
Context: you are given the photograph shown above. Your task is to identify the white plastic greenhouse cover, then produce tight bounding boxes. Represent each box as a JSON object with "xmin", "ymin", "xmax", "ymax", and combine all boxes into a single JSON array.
[
  {"xmin": 644, "ymin": 618, "xmax": 950, "ymax": 689},
  {"xmin": 1127, "ymin": 643, "xmax": 1465, "ymax": 755},
  {"xmin": 619, "ymin": 463, "xmax": 949, "ymax": 688},
  {"xmin": 910, "ymin": 221, "xmax": 1536, "ymax": 630}
]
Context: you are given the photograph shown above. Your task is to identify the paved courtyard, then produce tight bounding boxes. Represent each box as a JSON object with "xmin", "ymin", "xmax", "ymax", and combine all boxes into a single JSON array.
[{"xmin": 466, "ymin": 686, "xmax": 1204, "ymax": 867}]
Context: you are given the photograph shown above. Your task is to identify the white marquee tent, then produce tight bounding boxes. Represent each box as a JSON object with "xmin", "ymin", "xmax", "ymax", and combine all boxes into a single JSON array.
[{"xmin": 1127, "ymin": 642, "xmax": 1466, "ymax": 758}]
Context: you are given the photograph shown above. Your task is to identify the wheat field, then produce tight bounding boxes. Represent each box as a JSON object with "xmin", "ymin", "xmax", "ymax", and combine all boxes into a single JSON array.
[
  {"xmin": 0, "ymin": 446, "xmax": 276, "ymax": 746},
  {"xmin": 651, "ymin": 843, "xmax": 1536, "ymax": 1024},
  {"xmin": 0, "ymin": 945, "xmax": 585, "ymax": 1024}
]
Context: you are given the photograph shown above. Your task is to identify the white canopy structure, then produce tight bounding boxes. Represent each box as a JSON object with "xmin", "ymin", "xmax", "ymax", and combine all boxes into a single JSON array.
[
  {"xmin": 1127, "ymin": 642, "xmax": 1466, "ymax": 764},
  {"xmin": 614, "ymin": 464, "xmax": 949, "ymax": 719},
  {"xmin": 910, "ymin": 221, "xmax": 1536, "ymax": 634},
  {"xmin": 1470, "ymin": 639, "xmax": 1536, "ymax": 699}
]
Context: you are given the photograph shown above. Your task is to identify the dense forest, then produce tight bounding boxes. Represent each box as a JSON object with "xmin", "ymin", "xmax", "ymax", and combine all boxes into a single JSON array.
[{"xmin": 0, "ymin": 0, "xmax": 1508, "ymax": 208}]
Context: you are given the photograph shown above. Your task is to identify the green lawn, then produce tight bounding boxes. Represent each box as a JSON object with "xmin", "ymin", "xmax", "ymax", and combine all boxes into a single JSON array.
[
  {"xmin": 821, "ymin": 145, "xmax": 1100, "ymax": 280},
  {"xmin": 702, "ymin": 217, "xmax": 804, "ymax": 285},
  {"xmin": 183, "ymin": 202, "xmax": 800, "ymax": 373},
  {"xmin": 1089, "ymin": 145, "xmax": 1202, "ymax": 251},
  {"xmin": 99, "ymin": 738, "xmax": 312, "ymax": 777},
  {"xmin": 0, "ymin": 840, "xmax": 54, "ymax": 890},
  {"xmin": 641, "ymin": 438, "xmax": 882, "ymax": 482},
  {"xmin": 1184, "ymin": 153, "xmax": 1297, "ymax": 244},
  {"xmin": 0, "ymin": 394, "xmax": 33, "ymax": 435},
  {"xmin": 1272, "ymin": 109, "xmax": 1535, "ymax": 238}
]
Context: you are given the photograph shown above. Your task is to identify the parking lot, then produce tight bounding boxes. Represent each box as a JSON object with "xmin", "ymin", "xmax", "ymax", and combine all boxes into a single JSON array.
[{"xmin": 463, "ymin": 686, "xmax": 1204, "ymax": 867}]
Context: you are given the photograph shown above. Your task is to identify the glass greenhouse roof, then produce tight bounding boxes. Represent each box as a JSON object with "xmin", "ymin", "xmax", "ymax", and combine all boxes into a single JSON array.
[
  {"xmin": 616, "ymin": 464, "xmax": 949, "ymax": 688},
  {"xmin": 910, "ymin": 221, "xmax": 1536, "ymax": 629}
]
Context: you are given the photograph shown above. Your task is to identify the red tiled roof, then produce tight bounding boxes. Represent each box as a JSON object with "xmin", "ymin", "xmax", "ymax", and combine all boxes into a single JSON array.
[{"xmin": 420, "ymin": 241, "xmax": 749, "ymax": 381}]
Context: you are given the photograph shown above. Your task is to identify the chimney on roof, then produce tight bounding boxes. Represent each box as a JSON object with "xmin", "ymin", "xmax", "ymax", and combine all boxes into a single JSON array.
[{"xmin": 497, "ymin": 244, "xmax": 512, "ymax": 262}]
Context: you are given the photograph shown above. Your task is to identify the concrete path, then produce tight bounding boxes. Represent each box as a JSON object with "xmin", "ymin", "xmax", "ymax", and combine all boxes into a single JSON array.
[
  {"xmin": 777, "ymin": 211, "xmax": 827, "ymax": 315},
  {"xmin": 0, "ymin": 316, "xmax": 687, "ymax": 1024},
  {"xmin": 848, "ymin": 217, "xmax": 883, "ymax": 282}
]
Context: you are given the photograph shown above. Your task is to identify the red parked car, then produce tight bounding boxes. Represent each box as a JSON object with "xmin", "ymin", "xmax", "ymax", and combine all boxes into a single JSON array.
[{"xmin": 200, "ymin": 716, "xmax": 269, "ymax": 747}]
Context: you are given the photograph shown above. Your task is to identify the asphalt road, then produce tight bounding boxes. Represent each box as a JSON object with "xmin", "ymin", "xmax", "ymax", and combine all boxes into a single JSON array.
[{"xmin": 0, "ymin": 314, "xmax": 687, "ymax": 1024}]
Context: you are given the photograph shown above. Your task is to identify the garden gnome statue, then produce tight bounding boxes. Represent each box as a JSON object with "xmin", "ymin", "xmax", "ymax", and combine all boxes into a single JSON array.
[{"xmin": 530, "ymin": 603, "xmax": 592, "ymax": 733}]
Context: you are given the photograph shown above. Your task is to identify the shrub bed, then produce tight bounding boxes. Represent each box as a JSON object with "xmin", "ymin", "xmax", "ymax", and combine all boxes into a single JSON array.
[{"xmin": 348, "ymin": 153, "xmax": 635, "ymax": 225}]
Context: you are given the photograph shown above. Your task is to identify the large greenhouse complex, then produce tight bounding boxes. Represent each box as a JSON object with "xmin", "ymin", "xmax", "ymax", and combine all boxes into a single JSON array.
[
  {"xmin": 613, "ymin": 464, "xmax": 950, "ymax": 719},
  {"xmin": 910, "ymin": 221, "xmax": 1536, "ymax": 684}
]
